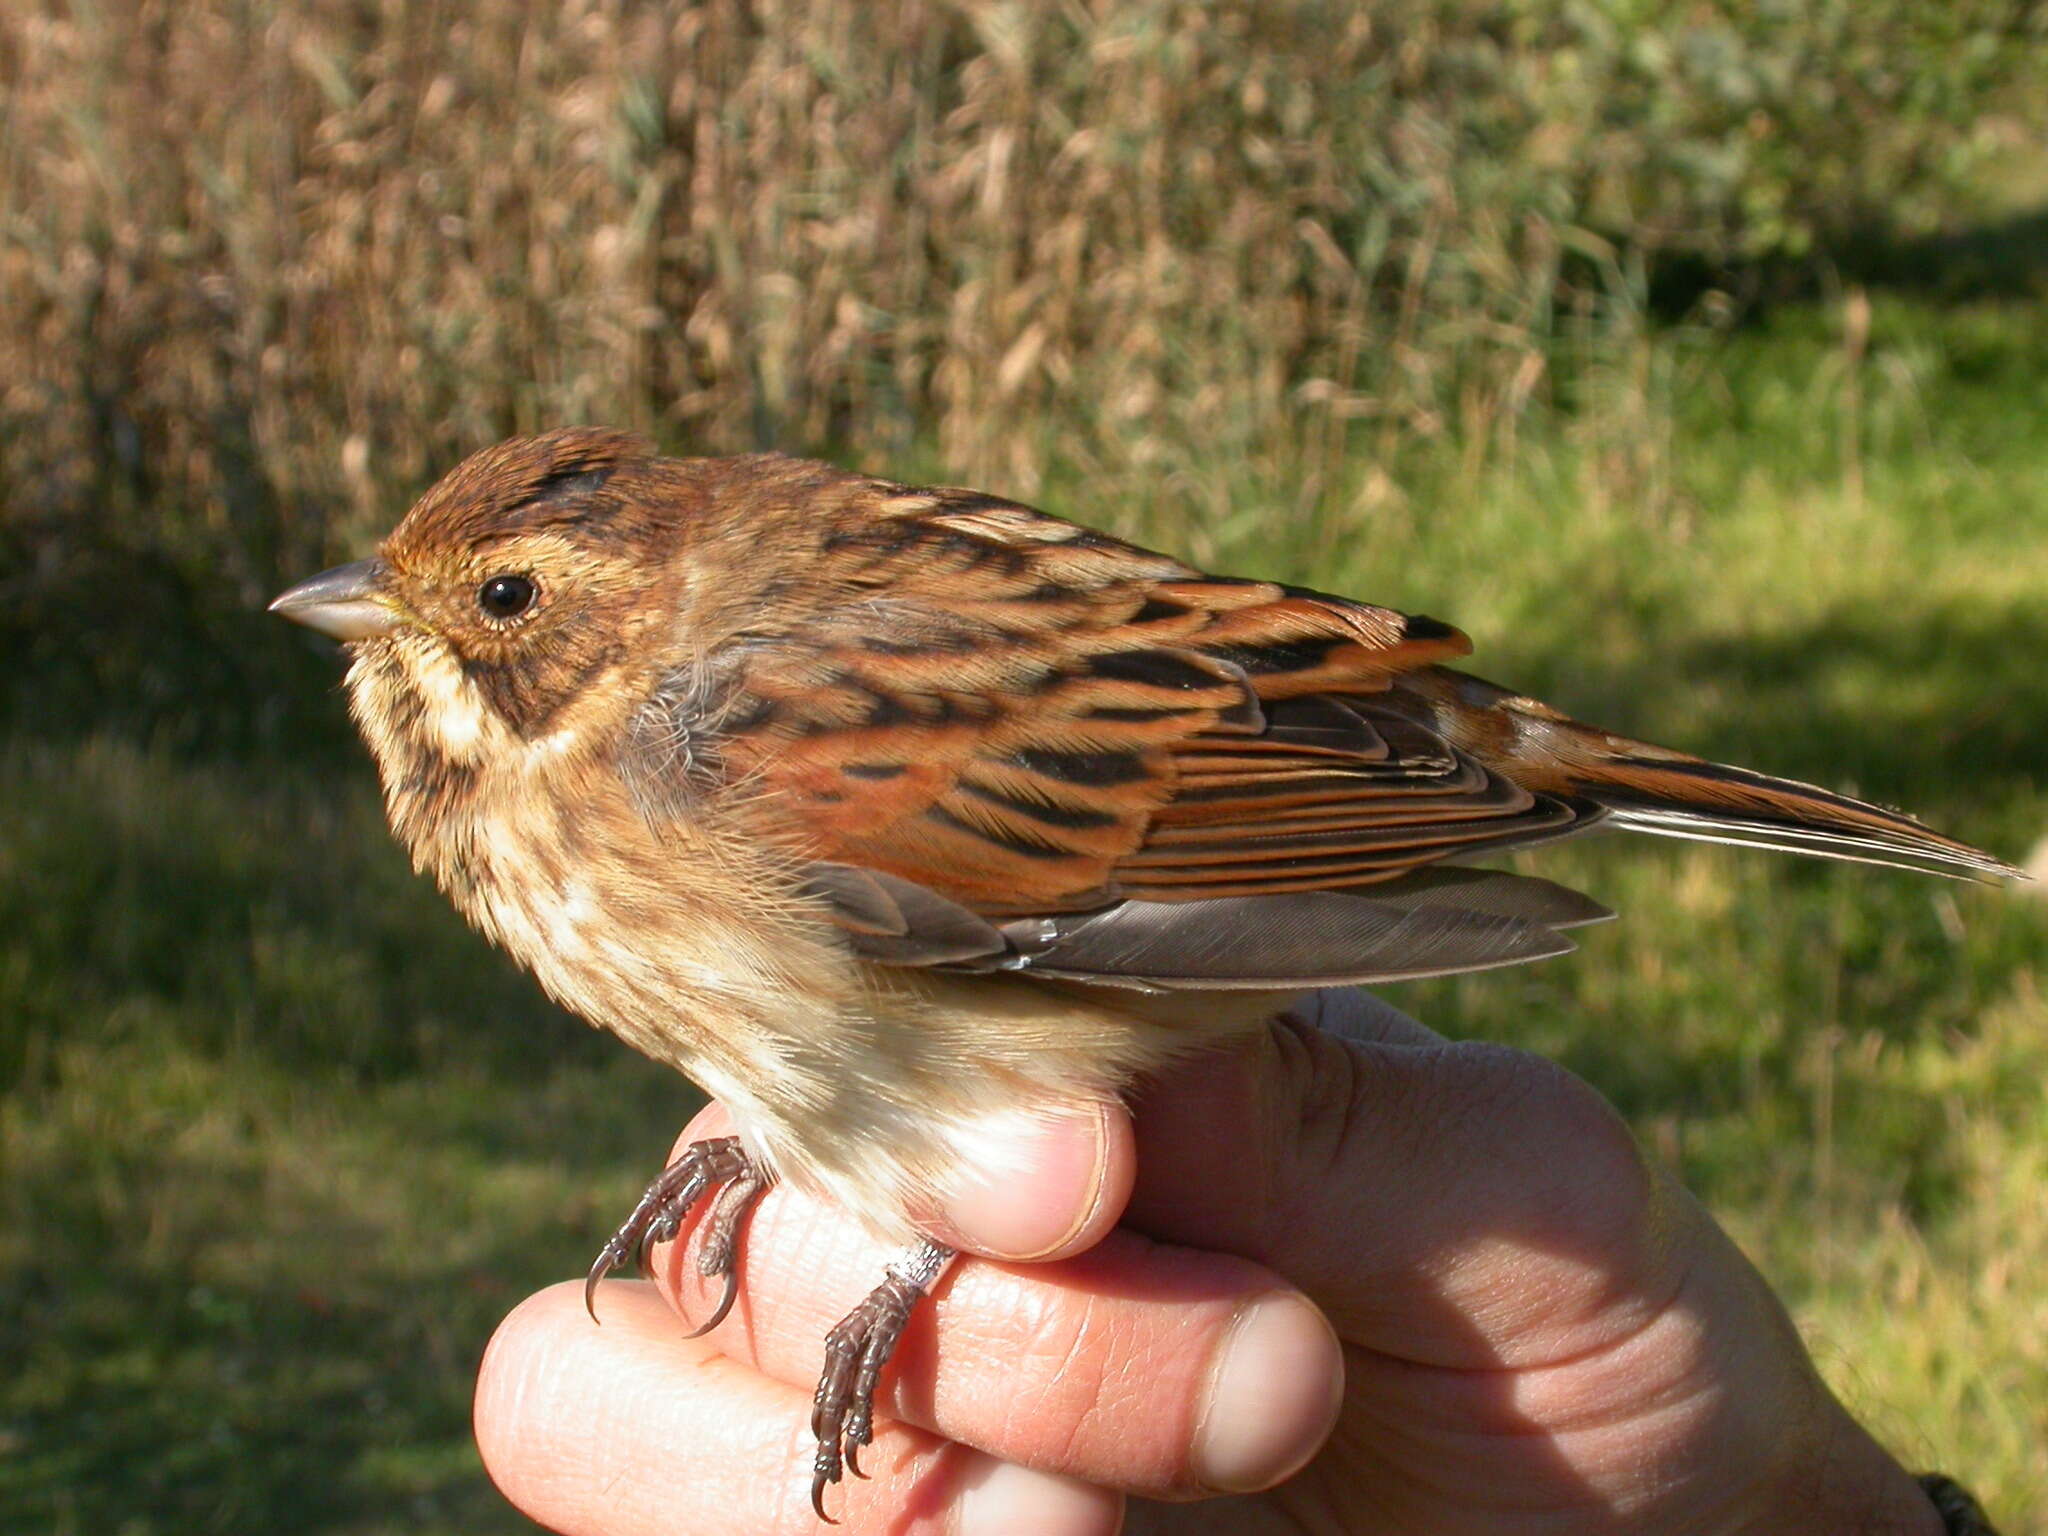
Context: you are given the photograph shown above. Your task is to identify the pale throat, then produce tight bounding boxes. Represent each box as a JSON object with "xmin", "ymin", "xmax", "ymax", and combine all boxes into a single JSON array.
[
  {"xmin": 374, "ymin": 638, "xmax": 602, "ymax": 768},
  {"xmin": 404, "ymin": 643, "xmax": 507, "ymax": 762}
]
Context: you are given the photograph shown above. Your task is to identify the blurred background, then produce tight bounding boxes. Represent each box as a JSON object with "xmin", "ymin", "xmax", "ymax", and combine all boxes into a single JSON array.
[{"xmin": 3, "ymin": 2, "xmax": 2045, "ymax": 1529}]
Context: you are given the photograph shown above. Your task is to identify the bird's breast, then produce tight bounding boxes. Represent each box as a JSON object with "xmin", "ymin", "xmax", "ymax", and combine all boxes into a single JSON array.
[
  {"xmin": 376, "ymin": 720, "xmax": 1226, "ymax": 1239},
  {"xmin": 431, "ymin": 765, "xmax": 801, "ymax": 1068}
]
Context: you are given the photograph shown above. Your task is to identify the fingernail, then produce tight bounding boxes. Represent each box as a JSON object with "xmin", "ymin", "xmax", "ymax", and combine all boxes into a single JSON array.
[
  {"xmin": 953, "ymin": 1458, "xmax": 1124, "ymax": 1536},
  {"xmin": 937, "ymin": 1104, "xmax": 1121, "ymax": 1262},
  {"xmin": 1193, "ymin": 1291, "xmax": 1345, "ymax": 1493}
]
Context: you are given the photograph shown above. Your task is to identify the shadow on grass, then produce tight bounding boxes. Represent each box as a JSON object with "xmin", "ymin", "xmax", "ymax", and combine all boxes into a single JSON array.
[
  {"xmin": 1646, "ymin": 203, "xmax": 2048, "ymax": 318},
  {"xmin": 9, "ymin": 1259, "xmax": 524, "ymax": 1533},
  {"xmin": 1836, "ymin": 207, "xmax": 2048, "ymax": 305},
  {"xmin": 3, "ymin": 1061, "xmax": 689, "ymax": 1534},
  {"xmin": 0, "ymin": 518, "xmax": 367, "ymax": 773}
]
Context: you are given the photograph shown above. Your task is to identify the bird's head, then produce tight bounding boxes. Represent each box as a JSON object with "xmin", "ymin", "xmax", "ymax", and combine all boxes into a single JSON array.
[{"xmin": 270, "ymin": 428, "xmax": 718, "ymax": 799}]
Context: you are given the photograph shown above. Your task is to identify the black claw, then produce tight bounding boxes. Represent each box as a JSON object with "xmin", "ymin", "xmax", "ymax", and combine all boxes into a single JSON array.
[
  {"xmin": 584, "ymin": 1229, "xmax": 641, "ymax": 1322},
  {"xmin": 683, "ymin": 1264, "xmax": 741, "ymax": 1340},
  {"xmin": 596, "ymin": 1163, "xmax": 958, "ymax": 1520},
  {"xmin": 811, "ymin": 1469, "xmax": 837, "ymax": 1524},
  {"xmin": 583, "ymin": 1137, "xmax": 756, "ymax": 1325}
]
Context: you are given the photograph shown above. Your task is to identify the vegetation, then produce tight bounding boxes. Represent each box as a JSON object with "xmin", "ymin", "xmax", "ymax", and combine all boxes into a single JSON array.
[{"xmin": 2, "ymin": 3, "xmax": 2043, "ymax": 1530}]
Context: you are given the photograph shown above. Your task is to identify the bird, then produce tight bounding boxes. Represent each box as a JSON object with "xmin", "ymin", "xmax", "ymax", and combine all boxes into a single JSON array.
[{"xmin": 271, "ymin": 427, "xmax": 2019, "ymax": 1517}]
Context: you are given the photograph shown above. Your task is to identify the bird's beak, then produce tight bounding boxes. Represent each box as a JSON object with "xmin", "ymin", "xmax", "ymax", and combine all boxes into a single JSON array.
[{"xmin": 269, "ymin": 558, "xmax": 402, "ymax": 641}]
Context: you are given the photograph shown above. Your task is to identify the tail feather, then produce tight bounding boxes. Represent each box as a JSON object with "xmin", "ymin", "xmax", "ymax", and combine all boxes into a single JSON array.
[
  {"xmin": 1584, "ymin": 760, "xmax": 2020, "ymax": 883},
  {"xmin": 1412, "ymin": 668, "xmax": 2024, "ymax": 884}
]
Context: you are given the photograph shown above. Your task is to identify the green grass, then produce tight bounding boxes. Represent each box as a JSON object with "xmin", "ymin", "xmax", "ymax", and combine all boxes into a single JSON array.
[
  {"xmin": 4, "ymin": 293, "xmax": 2045, "ymax": 1530},
  {"xmin": 0, "ymin": 740, "xmax": 691, "ymax": 1534}
]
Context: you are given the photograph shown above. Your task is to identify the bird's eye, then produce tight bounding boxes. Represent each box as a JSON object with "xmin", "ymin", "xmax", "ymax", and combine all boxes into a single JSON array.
[{"xmin": 477, "ymin": 574, "xmax": 537, "ymax": 621}]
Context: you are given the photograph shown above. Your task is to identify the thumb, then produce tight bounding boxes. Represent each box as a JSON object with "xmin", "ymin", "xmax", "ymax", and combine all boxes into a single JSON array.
[{"xmin": 925, "ymin": 1099, "xmax": 1137, "ymax": 1263}]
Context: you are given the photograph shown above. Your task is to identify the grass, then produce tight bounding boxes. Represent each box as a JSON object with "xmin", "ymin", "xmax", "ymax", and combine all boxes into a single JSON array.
[
  {"xmin": 0, "ymin": 741, "xmax": 687, "ymax": 1534},
  {"xmin": 4, "ymin": 290, "xmax": 2046, "ymax": 1531},
  {"xmin": 7, "ymin": 0, "xmax": 2034, "ymax": 600}
]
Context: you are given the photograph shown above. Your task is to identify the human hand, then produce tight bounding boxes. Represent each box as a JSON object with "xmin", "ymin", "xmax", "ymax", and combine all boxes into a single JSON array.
[{"xmin": 474, "ymin": 991, "xmax": 1943, "ymax": 1534}]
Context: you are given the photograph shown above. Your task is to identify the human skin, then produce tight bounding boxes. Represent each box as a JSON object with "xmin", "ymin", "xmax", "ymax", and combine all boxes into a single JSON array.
[{"xmin": 473, "ymin": 992, "xmax": 1945, "ymax": 1535}]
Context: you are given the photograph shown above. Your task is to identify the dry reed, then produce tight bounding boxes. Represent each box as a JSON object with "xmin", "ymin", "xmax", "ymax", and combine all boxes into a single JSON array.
[{"xmin": 0, "ymin": 0, "xmax": 2031, "ymax": 598}]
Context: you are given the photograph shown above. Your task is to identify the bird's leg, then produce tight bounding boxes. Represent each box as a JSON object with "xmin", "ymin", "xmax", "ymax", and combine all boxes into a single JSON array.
[
  {"xmin": 810, "ymin": 1238, "xmax": 957, "ymax": 1520},
  {"xmin": 584, "ymin": 1136, "xmax": 766, "ymax": 1322}
]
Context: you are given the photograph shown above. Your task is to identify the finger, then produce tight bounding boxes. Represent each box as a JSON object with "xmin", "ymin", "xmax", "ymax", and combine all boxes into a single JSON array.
[
  {"xmin": 1124, "ymin": 1012, "xmax": 1685, "ymax": 1371},
  {"xmin": 648, "ymin": 1181, "xmax": 1343, "ymax": 1498},
  {"xmin": 476, "ymin": 1280, "xmax": 1124, "ymax": 1536},
  {"xmin": 669, "ymin": 1100, "xmax": 1135, "ymax": 1265}
]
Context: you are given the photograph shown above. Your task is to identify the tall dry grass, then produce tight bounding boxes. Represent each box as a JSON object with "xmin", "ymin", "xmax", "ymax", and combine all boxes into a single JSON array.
[{"xmin": 2, "ymin": 0, "xmax": 2035, "ymax": 605}]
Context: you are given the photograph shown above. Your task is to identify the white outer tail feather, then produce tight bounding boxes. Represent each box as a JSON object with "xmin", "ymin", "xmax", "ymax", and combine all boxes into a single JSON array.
[{"xmin": 1603, "ymin": 804, "xmax": 2024, "ymax": 884}]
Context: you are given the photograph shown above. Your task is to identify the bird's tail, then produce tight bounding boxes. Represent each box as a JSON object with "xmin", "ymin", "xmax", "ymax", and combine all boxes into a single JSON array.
[{"xmin": 1409, "ymin": 668, "xmax": 2023, "ymax": 884}]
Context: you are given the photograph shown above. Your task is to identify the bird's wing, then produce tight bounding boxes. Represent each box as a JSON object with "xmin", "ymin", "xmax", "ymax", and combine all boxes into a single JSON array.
[
  {"xmin": 624, "ymin": 483, "xmax": 1610, "ymax": 987},
  {"xmin": 799, "ymin": 860, "xmax": 1613, "ymax": 988}
]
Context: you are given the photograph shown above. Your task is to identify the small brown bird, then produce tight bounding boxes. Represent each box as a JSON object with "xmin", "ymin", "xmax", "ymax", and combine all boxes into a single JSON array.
[{"xmin": 273, "ymin": 428, "xmax": 2016, "ymax": 1515}]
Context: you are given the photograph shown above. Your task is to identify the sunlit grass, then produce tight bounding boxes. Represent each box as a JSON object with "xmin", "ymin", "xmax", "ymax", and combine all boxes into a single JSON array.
[{"xmin": 0, "ymin": 743, "xmax": 687, "ymax": 1535}]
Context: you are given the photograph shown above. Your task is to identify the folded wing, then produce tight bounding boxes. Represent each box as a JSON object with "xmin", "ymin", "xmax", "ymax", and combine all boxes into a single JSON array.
[{"xmin": 623, "ymin": 476, "xmax": 2010, "ymax": 992}]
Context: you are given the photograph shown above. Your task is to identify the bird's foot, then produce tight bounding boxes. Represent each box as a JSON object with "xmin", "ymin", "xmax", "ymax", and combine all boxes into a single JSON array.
[
  {"xmin": 584, "ymin": 1135, "xmax": 767, "ymax": 1329},
  {"xmin": 809, "ymin": 1238, "xmax": 956, "ymax": 1522}
]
